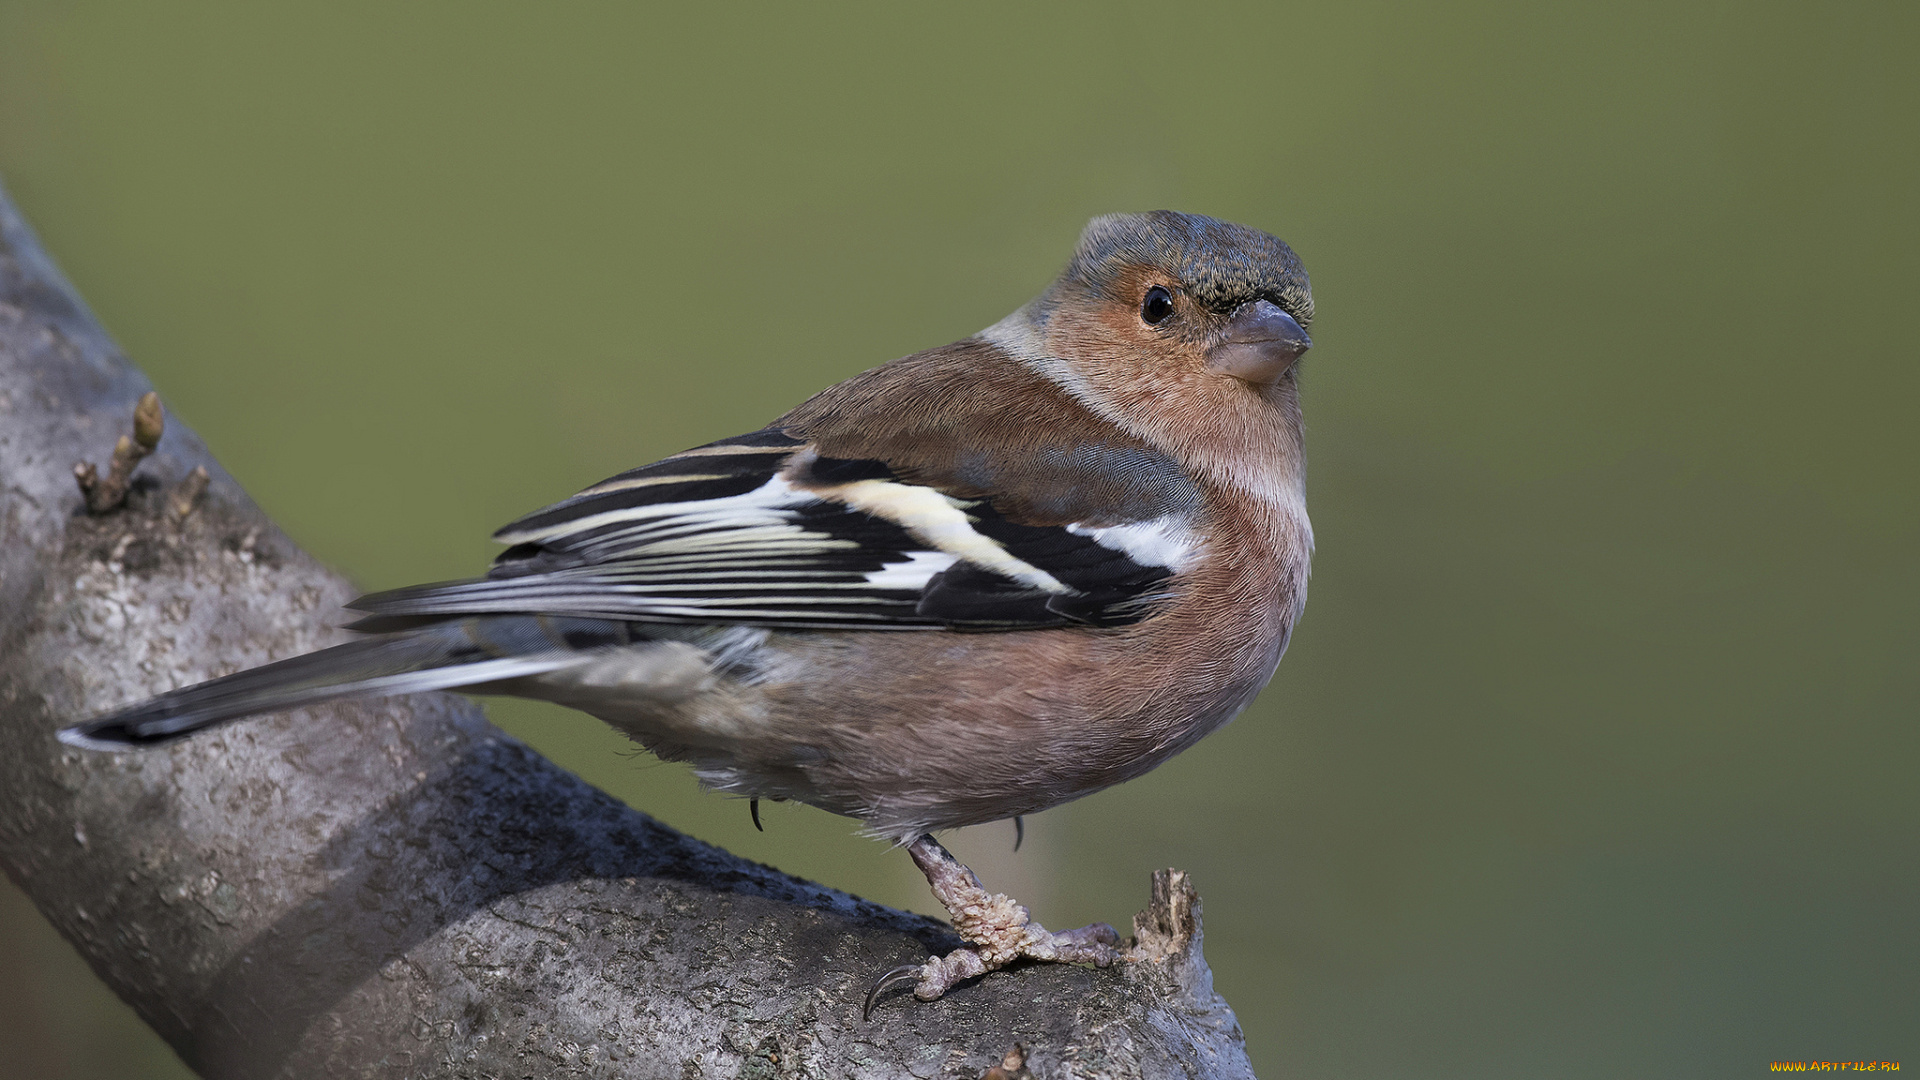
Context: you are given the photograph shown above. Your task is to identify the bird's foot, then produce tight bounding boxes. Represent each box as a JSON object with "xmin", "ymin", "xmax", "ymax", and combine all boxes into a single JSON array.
[{"xmin": 866, "ymin": 834, "xmax": 1123, "ymax": 1016}]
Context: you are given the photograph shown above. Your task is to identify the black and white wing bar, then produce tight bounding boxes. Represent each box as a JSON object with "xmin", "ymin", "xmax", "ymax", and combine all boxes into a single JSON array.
[{"xmin": 349, "ymin": 428, "xmax": 1201, "ymax": 631}]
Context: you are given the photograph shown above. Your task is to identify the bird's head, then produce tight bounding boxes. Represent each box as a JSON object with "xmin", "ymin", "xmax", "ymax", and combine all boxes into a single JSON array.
[
  {"xmin": 977, "ymin": 211, "xmax": 1316, "ymax": 498},
  {"xmin": 1066, "ymin": 211, "xmax": 1312, "ymax": 380},
  {"xmin": 1011, "ymin": 211, "xmax": 1313, "ymax": 391}
]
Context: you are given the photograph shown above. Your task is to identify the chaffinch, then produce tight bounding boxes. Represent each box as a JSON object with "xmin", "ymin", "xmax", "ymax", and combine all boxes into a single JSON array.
[{"xmin": 63, "ymin": 210, "xmax": 1315, "ymax": 1009}]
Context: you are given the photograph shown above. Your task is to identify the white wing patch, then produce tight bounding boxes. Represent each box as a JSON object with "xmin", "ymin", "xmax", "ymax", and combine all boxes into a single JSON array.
[
  {"xmin": 822, "ymin": 478, "xmax": 1072, "ymax": 595},
  {"xmin": 495, "ymin": 476, "xmax": 817, "ymax": 547},
  {"xmin": 863, "ymin": 549, "xmax": 960, "ymax": 589},
  {"xmin": 1067, "ymin": 516, "xmax": 1202, "ymax": 571}
]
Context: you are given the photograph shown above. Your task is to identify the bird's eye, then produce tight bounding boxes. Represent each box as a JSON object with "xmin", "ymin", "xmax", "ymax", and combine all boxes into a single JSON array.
[{"xmin": 1140, "ymin": 285, "xmax": 1175, "ymax": 326}]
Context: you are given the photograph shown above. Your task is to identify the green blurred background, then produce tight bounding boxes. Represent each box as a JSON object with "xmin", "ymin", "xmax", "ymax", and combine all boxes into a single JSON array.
[{"xmin": 1, "ymin": 2, "xmax": 1914, "ymax": 1076}]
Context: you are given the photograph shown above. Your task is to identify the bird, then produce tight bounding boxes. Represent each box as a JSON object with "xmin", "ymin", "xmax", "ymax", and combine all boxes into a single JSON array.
[{"xmin": 60, "ymin": 210, "xmax": 1315, "ymax": 1012}]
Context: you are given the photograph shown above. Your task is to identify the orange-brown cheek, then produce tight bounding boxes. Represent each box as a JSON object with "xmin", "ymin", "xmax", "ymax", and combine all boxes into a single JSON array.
[{"xmin": 1047, "ymin": 307, "xmax": 1211, "ymax": 404}]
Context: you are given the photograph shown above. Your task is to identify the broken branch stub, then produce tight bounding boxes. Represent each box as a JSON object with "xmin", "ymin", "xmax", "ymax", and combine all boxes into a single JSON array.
[{"xmin": 73, "ymin": 389, "xmax": 163, "ymax": 513}]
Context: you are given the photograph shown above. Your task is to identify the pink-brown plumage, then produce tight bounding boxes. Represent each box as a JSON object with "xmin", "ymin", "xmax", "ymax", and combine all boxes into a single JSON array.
[
  {"xmin": 64, "ymin": 210, "xmax": 1316, "ymax": 1006},
  {"xmin": 643, "ymin": 326, "xmax": 1314, "ymax": 838}
]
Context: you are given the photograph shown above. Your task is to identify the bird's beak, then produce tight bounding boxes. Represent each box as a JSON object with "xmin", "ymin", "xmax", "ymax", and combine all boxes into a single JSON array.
[{"xmin": 1205, "ymin": 300, "xmax": 1311, "ymax": 384}]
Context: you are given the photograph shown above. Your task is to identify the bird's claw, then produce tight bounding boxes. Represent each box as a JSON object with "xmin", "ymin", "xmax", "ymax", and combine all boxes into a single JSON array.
[
  {"xmin": 864, "ymin": 918, "xmax": 1125, "ymax": 1017},
  {"xmin": 862, "ymin": 835, "xmax": 1129, "ymax": 1018},
  {"xmin": 863, "ymin": 963, "xmax": 927, "ymax": 1021}
]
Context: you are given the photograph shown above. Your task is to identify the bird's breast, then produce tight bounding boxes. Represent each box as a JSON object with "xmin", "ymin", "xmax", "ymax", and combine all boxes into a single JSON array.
[
  {"xmin": 544, "ymin": 490, "xmax": 1312, "ymax": 838},
  {"xmin": 722, "ymin": 492, "xmax": 1311, "ymax": 833}
]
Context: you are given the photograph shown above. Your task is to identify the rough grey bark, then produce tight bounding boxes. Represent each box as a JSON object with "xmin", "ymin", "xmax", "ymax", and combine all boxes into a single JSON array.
[{"xmin": 0, "ymin": 180, "xmax": 1256, "ymax": 1080}]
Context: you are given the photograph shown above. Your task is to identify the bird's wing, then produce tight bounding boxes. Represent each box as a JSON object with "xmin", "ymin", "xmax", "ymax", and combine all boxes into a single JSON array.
[
  {"xmin": 348, "ymin": 429, "xmax": 1202, "ymax": 632},
  {"xmin": 351, "ymin": 340, "xmax": 1208, "ymax": 631}
]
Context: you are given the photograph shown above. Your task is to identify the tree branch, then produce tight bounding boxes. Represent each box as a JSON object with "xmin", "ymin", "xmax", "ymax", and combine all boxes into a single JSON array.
[{"xmin": 0, "ymin": 181, "xmax": 1255, "ymax": 1079}]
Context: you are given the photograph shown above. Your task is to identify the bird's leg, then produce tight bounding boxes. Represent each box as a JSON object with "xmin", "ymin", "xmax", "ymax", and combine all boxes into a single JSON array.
[{"xmin": 882, "ymin": 833, "xmax": 1122, "ymax": 1006}]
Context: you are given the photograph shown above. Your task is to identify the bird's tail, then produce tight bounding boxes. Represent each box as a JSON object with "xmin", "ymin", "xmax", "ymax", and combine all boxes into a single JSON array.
[{"xmin": 58, "ymin": 615, "xmax": 633, "ymax": 750}]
